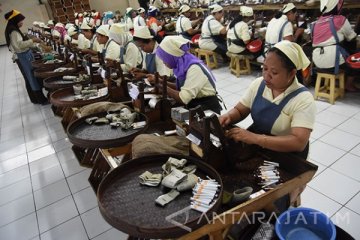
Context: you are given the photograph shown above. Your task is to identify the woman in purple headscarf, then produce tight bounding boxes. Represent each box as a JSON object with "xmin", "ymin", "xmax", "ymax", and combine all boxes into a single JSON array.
[{"xmin": 152, "ymin": 35, "xmax": 222, "ymax": 113}]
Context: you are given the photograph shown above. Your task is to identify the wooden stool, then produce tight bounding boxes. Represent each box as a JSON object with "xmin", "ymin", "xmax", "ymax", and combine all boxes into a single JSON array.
[
  {"xmin": 314, "ymin": 71, "xmax": 345, "ymax": 104},
  {"xmin": 196, "ymin": 48, "xmax": 218, "ymax": 69},
  {"xmin": 229, "ymin": 54, "xmax": 251, "ymax": 78}
]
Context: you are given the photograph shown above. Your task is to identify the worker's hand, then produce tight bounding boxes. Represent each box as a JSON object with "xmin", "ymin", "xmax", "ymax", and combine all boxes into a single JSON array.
[
  {"xmin": 225, "ymin": 127, "xmax": 256, "ymax": 145},
  {"xmin": 145, "ymin": 74, "xmax": 156, "ymax": 84},
  {"xmin": 132, "ymin": 71, "xmax": 147, "ymax": 80},
  {"xmin": 31, "ymin": 37, "xmax": 42, "ymax": 43},
  {"xmin": 218, "ymin": 113, "xmax": 232, "ymax": 127}
]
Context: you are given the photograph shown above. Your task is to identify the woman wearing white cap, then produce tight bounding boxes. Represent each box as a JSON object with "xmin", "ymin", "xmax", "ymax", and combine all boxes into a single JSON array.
[
  {"xmin": 124, "ymin": 8, "xmax": 136, "ymax": 32},
  {"xmin": 64, "ymin": 26, "xmax": 79, "ymax": 46},
  {"xmin": 219, "ymin": 42, "xmax": 316, "ymax": 218},
  {"xmin": 147, "ymin": 6, "xmax": 165, "ymax": 39},
  {"xmin": 312, "ymin": 0, "xmax": 357, "ymax": 91},
  {"xmin": 154, "ymin": 36, "xmax": 222, "ymax": 113},
  {"xmin": 264, "ymin": 3, "xmax": 303, "ymax": 53},
  {"xmin": 227, "ymin": 6, "xmax": 254, "ymax": 55},
  {"xmin": 78, "ymin": 21, "xmax": 102, "ymax": 53},
  {"xmin": 220, "ymin": 40, "xmax": 315, "ymax": 161},
  {"xmin": 96, "ymin": 25, "xmax": 120, "ymax": 60},
  {"xmin": 176, "ymin": 4, "xmax": 201, "ymax": 40},
  {"xmin": 109, "ymin": 23, "xmax": 143, "ymax": 71},
  {"xmin": 133, "ymin": 26, "xmax": 171, "ymax": 76},
  {"xmin": 199, "ymin": 4, "xmax": 228, "ymax": 62},
  {"xmin": 133, "ymin": 8, "xmax": 147, "ymax": 30}
]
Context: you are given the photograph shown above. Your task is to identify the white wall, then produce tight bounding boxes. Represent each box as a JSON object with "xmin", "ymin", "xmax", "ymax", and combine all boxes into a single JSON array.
[
  {"xmin": 88, "ymin": 0, "xmax": 129, "ymax": 15},
  {"xmin": 1, "ymin": 0, "xmax": 49, "ymax": 45}
]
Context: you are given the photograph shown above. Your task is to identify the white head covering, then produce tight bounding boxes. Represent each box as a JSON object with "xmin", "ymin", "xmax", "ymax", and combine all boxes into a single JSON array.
[
  {"xmin": 109, "ymin": 23, "xmax": 132, "ymax": 45},
  {"xmin": 96, "ymin": 25, "xmax": 110, "ymax": 36},
  {"xmin": 52, "ymin": 30, "xmax": 61, "ymax": 37},
  {"xmin": 126, "ymin": 7, "xmax": 133, "ymax": 14},
  {"xmin": 67, "ymin": 27, "xmax": 78, "ymax": 37},
  {"xmin": 240, "ymin": 6, "xmax": 253, "ymax": 17},
  {"xmin": 159, "ymin": 36, "xmax": 190, "ymax": 57},
  {"xmin": 148, "ymin": 6, "xmax": 158, "ymax": 13},
  {"xmin": 65, "ymin": 23, "xmax": 74, "ymax": 29},
  {"xmin": 282, "ymin": 3, "xmax": 296, "ymax": 13},
  {"xmin": 179, "ymin": 5, "xmax": 191, "ymax": 14},
  {"xmin": 274, "ymin": 40, "xmax": 310, "ymax": 70},
  {"xmin": 210, "ymin": 4, "xmax": 223, "ymax": 14},
  {"xmin": 320, "ymin": 0, "xmax": 339, "ymax": 13},
  {"xmin": 80, "ymin": 21, "xmax": 92, "ymax": 30},
  {"xmin": 138, "ymin": 7, "xmax": 146, "ymax": 14},
  {"xmin": 39, "ymin": 22, "xmax": 46, "ymax": 28},
  {"xmin": 48, "ymin": 20, "xmax": 55, "ymax": 26},
  {"xmin": 133, "ymin": 26, "xmax": 153, "ymax": 39},
  {"xmin": 55, "ymin": 22, "xmax": 64, "ymax": 28}
]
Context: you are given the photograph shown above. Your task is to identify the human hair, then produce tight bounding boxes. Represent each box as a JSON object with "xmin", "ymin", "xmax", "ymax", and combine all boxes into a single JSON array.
[
  {"xmin": 229, "ymin": 15, "xmax": 243, "ymax": 29},
  {"xmin": 267, "ymin": 47, "xmax": 296, "ymax": 72},
  {"xmin": 275, "ymin": 7, "xmax": 296, "ymax": 19},
  {"xmin": 322, "ymin": 6, "xmax": 338, "ymax": 16},
  {"xmin": 274, "ymin": 10, "xmax": 283, "ymax": 19},
  {"xmin": 133, "ymin": 36, "xmax": 152, "ymax": 44}
]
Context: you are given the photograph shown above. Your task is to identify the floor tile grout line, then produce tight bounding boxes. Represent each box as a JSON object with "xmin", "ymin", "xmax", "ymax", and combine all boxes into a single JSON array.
[{"xmin": 307, "ymin": 185, "xmax": 360, "ymax": 217}]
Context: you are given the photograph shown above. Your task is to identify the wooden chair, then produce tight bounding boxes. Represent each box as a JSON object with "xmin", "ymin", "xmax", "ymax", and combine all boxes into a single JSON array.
[
  {"xmin": 196, "ymin": 48, "xmax": 218, "ymax": 69},
  {"xmin": 314, "ymin": 71, "xmax": 345, "ymax": 104},
  {"xmin": 228, "ymin": 53, "xmax": 251, "ymax": 78}
]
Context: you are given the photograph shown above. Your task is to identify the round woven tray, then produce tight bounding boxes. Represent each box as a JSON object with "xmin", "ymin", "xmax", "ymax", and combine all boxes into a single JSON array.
[
  {"xmin": 34, "ymin": 68, "xmax": 78, "ymax": 79},
  {"xmin": 67, "ymin": 111, "xmax": 148, "ymax": 148},
  {"xmin": 43, "ymin": 75, "xmax": 90, "ymax": 91},
  {"xmin": 31, "ymin": 59, "xmax": 66, "ymax": 69},
  {"xmin": 98, "ymin": 154, "xmax": 223, "ymax": 239},
  {"xmin": 49, "ymin": 86, "xmax": 109, "ymax": 108}
]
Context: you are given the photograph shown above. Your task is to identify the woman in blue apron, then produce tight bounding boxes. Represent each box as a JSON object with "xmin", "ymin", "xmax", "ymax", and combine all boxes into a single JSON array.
[
  {"xmin": 219, "ymin": 41, "xmax": 316, "ymax": 206},
  {"xmin": 312, "ymin": 0, "xmax": 358, "ymax": 92},
  {"xmin": 175, "ymin": 4, "xmax": 201, "ymax": 40},
  {"xmin": 198, "ymin": 4, "xmax": 228, "ymax": 62},
  {"xmin": 264, "ymin": 3, "xmax": 301, "ymax": 54},
  {"xmin": 108, "ymin": 23, "xmax": 143, "ymax": 72},
  {"xmin": 4, "ymin": 10, "xmax": 48, "ymax": 104},
  {"xmin": 132, "ymin": 26, "xmax": 172, "ymax": 78},
  {"xmin": 154, "ymin": 36, "xmax": 222, "ymax": 114}
]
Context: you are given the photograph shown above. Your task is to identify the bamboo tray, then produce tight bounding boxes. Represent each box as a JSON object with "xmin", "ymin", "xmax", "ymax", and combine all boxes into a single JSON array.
[
  {"xmin": 49, "ymin": 86, "xmax": 109, "ymax": 108},
  {"xmin": 67, "ymin": 111, "xmax": 148, "ymax": 149},
  {"xmin": 97, "ymin": 154, "xmax": 223, "ymax": 239}
]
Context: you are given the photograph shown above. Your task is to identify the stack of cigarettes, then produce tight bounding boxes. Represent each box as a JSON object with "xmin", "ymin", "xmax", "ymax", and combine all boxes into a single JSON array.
[
  {"xmin": 256, "ymin": 160, "xmax": 280, "ymax": 190},
  {"xmin": 190, "ymin": 177, "xmax": 220, "ymax": 213}
]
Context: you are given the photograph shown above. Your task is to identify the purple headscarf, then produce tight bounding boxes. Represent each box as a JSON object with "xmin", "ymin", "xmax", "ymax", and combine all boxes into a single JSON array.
[{"xmin": 156, "ymin": 42, "xmax": 216, "ymax": 90}]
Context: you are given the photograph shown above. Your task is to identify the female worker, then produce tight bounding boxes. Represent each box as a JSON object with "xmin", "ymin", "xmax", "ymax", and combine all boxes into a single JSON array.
[
  {"xmin": 4, "ymin": 10, "xmax": 47, "ymax": 104},
  {"xmin": 133, "ymin": 26, "xmax": 171, "ymax": 76},
  {"xmin": 124, "ymin": 7, "xmax": 136, "ymax": 32},
  {"xmin": 78, "ymin": 21, "xmax": 103, "ymax": 54},
  {"xmin": 219, "ymin": 40, "xmax": 315, "ymax": 159},
  {"xmin": 264, "ymin": 3, "xmax": 303, "ymax": 53},
  {"xmin": 175, "ymin": 4, "xmax": 202, "ymax": 40},
  {"xmin": 108, "ymin": 23, "xmax": 143, "ymax": 71},
  {"xmin": 198, "ymin": 4, "xmax": 228, "ymax": 62},
  {"xmin": 147, "ymin": 6, "xmax": 165, "ymax": 39},
  {"xmin": 227, "ymin": 6, "xmax": 254, "ymax": 55},
  {"xmin": 312, "ymin": 0, "xmax": 357, "ymax": 91},
  {"xmin": 154, "ymin": 35, "xmax": 222, "ymax": 113},
  {"xmin": 219, "ymin": 40, "xmax": 316, "ymax": 206}
]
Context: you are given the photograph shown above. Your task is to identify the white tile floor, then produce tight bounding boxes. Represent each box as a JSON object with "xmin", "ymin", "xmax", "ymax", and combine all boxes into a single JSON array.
[{"xmin": 0, "ymin": 46, "xmax": 360, "ymax": 239}]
